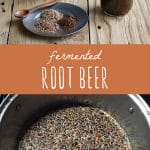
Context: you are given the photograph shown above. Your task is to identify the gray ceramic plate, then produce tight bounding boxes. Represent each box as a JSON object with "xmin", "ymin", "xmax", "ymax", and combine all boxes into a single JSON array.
[{"xmin": 23, "ymin": 2, "xmax": 88, "ymax": 37}]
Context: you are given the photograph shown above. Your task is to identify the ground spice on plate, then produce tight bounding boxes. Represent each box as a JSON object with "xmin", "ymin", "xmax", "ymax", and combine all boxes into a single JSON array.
[
  {"xmin": 19, "ymin": 107, "xmax": 132, "ymax": 150},
  {"xmin": 35, "ymin": 9, "xmax": 63, "ymax": 32},
  {"xmin": 35, "ymin": 9, "xmax": 79, "ymax": 32},
  {"xmin": 58, "ymin": 15, "xmax": 79, "ymax": 31}
]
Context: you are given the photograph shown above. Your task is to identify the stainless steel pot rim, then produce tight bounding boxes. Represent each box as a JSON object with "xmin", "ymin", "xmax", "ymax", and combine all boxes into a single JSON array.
[
  {"xmin": 0, "ymin": 95, "xmax": 18, "ymax": 122},
  {"xmin": 0, "ymin": 94, "xmax": 150, "ymax": 125},
  {"xmin": 129, "ymin": 94, "xmax": 150, "ymax": 127},
  {"xmin": 0, "ymin": 94, "xmax": 150, "ymax": 150}
]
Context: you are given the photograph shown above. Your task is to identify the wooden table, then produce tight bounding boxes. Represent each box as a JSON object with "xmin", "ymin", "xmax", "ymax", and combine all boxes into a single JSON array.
[{"xmin": 0, "ymin": 0, "xmax": 150, "ymax": 44}]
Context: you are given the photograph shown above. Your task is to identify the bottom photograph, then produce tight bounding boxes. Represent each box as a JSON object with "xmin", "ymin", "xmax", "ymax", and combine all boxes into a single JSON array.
[{"xmin": 0, "ymin": 95, "xmax": 150, "ymax": 150}]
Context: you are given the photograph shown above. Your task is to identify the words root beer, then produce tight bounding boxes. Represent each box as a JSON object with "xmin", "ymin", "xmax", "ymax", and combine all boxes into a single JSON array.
[
  {"xmin": 42, "ymin": 66, "xmax": 108, "ymax": 90},
  {"xmin": 41, "ymin": 49, "xmax": 108, "ymax": 91}
]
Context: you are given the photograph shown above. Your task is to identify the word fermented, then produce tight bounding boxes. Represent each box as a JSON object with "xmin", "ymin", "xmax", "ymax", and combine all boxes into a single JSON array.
[{"xmin": 47, "ymin": 50, "xmax": 102, "ymax": 64}]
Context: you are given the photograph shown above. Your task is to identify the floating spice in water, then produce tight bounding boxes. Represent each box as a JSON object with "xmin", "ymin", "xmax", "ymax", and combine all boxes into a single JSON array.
[
  {"xmin": 19, "ymin": 107, "xmax": 132, "ymax": 150},
  {"xmin": 35, "ymin": 9, "xmax": 79, "ymax": 32}
]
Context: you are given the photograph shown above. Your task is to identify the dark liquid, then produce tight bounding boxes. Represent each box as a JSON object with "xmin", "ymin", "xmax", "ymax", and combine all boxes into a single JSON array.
[{"xmin": 101, "ymin": 0, "xmax": 133, "ymax": 16}]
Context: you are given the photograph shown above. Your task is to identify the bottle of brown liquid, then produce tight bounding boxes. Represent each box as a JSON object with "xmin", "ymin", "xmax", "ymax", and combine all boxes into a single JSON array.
[{"xmin": 101, "ymin": 0, "xmax": 133, "ymax": 16}]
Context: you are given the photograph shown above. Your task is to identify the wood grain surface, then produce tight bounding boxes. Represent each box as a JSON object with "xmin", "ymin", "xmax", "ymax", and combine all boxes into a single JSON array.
[
  {"xmin": 89, "ymin": 0, "xmax": 150, "ymax": 44},
  {"xmin": 0, "ymin": 0, "xmax": 149, "ymax": 44},
  {"xmin": 0, "ymin": 0, "xmax": 13, "ymax": 44}
]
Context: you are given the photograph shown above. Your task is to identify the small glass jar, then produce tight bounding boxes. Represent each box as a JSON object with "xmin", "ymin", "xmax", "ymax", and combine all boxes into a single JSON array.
[{"xmin": 101, "ymin": 0, "xmax": 133, "ymax": 16}]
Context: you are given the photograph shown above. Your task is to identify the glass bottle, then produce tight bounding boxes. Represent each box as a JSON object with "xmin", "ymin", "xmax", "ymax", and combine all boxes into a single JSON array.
[{"xmin": 101, "ymin": 0, "xmax": 133, "ymax": 16}]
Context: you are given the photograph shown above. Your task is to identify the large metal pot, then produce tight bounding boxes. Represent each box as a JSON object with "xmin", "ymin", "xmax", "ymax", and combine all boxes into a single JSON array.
[{"xmin": 0, "ymin": 95, "xmax": 150, "ymax": 150}]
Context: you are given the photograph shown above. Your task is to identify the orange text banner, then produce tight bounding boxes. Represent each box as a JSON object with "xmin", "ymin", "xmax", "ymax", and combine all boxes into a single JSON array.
[{"xmin": 0, "ymin": 45, "xmax": 149, "ymax": 94}]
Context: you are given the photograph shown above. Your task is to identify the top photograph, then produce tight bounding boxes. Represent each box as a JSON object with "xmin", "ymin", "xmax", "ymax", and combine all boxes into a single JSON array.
[{"xmin": 0, "ymin": 0, "xmax": 150, "ymax": 44}]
